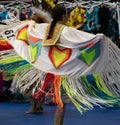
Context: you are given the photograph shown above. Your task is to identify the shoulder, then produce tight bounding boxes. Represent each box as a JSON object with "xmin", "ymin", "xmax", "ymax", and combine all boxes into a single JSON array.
[{"xmin": 34, "ymin": 23, "xmax": 49, "ymax": 39}]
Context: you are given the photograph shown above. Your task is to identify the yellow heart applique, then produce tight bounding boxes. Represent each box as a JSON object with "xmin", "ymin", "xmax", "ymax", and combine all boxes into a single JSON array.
[{"xmin": 49, "ymin": 46, "xmax": 72, "ymax": 68}]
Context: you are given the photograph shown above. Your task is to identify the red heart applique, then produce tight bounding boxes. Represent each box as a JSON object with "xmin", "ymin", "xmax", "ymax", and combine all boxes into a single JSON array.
[{"xmin": 49, "ymin": 46, "xmax": 72, "ymax": 68}]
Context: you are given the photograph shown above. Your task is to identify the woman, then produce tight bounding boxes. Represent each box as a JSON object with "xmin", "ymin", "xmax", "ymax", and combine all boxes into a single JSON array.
[
  {"xmin": 45, "ymin": 5, "xmax": 69, "ymax": 125},
  {"xmin": 0, "ymin": 2, "xmax": 120, "ymax": 125}
]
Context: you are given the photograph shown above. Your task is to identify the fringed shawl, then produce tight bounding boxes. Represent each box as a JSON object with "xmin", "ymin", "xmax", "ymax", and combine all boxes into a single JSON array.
[{"xmin": 0, "ymin": 20, "xmax": 120, "ymax": 113}]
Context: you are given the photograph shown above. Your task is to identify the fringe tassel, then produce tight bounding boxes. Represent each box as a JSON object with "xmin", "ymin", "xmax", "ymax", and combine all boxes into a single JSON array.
[
  {"xmin": 54, "ymin": 75, "xmax": 63, "ymax": 109},
  {"xmin": 33, "ymin": 73, "xmax": 54, "ymax": 99},
  {"xmin": 80, "ymin": 74, "xmax": 120, "ymax": 107},
  {"xmin": 61, "ymin": 76, "xmax": 93, "ymax": 114},
  {"xmin": 18, "ymin": 69, "xmax": 43, "ymax": 94}
]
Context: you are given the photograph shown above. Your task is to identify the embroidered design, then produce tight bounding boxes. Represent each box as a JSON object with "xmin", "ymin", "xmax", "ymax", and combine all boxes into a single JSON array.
[
  {"xmin": 49, "ymin": 46, "xmax": 72, "ymax": 68},
  {"xmin": 16, "ymin": 25, "xmax": 29, "ymax": 45},
  {"xmin": 78, "ymin": 41, "xmax": 100, "ymax": 65},
  {"xmin": 43, "ymin": 23, "xmax": 64, "ymax": 46},
  {"xmin": 28, "ymin": 35, "xmax": 42, "ymax": 63}
]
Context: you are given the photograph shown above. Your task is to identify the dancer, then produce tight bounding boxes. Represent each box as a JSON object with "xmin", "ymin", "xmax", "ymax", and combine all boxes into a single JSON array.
[
  {"xmin": 43, "ymin": 4, "xmax": 69, "ymax": 125},
  {"xmin": 0, "ymin": 2, "xmax": 120, "ymax": 125}
]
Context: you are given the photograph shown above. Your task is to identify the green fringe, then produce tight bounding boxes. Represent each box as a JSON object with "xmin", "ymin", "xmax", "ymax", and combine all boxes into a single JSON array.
[
  {"xmin": 61, "ymin": 76, "xmax": 93, "ymax": 114},
  {"xmin": 80, "ymin": 74, "xmax": 120, "ymax": 107},
  {"xmin": 93, "ymin": 74, "xmax": 114, "ymax": 97},
  {"xmin": 3, "ymin": 64, "xmax": 32, "ymax": 81},
  {"xmin": 60, "ymin": 74, "xmax": 120, "ymax": 114}
]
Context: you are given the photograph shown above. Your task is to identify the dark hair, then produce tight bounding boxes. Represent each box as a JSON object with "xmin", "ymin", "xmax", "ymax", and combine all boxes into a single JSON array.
[{"xmin": 47, "ymin": 5, "xmax": 66, "ymax": 39}]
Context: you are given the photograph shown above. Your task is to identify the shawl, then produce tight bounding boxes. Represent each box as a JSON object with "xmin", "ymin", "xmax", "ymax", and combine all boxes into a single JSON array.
[{"xmin": 0, "ymin": 20, "xmax": 120, "ymax": 113}]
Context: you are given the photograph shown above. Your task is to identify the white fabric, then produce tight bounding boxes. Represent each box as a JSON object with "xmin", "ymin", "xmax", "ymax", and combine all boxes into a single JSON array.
[{"xmin": 1, "ymin": 20, "xmax": 120, "ymax": 78}]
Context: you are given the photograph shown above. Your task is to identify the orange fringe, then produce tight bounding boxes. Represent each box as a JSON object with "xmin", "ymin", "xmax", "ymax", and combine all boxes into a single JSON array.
[{"xmin": 53, "ymin": 75, "xmax": 63, "ymax": 108}]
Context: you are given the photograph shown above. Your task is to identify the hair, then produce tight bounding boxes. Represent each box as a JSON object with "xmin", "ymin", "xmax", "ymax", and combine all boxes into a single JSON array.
[{"xmin": 47, "ymin": 4, "xmax": 67, "ymax": 39}]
